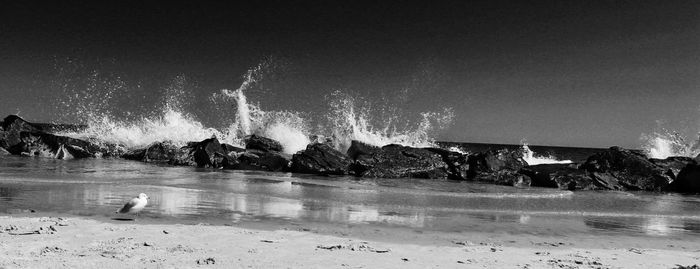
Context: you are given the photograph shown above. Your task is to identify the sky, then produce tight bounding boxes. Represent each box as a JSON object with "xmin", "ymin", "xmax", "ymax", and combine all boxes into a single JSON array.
[{"xmin": 1, "ymin": 1, "xmax": 698, "ymax": 148}]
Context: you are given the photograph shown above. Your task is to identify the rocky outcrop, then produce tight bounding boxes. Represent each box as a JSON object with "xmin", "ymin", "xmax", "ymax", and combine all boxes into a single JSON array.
[
  {"xmin": 0, "ymin": 146, "xmax": 10, "ymax": 156},
  {"xmin": 579, "ymin": 147, "xmax": 673, "ymax": 191},
  {"xmin": 669, "ymin": 164, "xmax": 700, "ymax": 193},
  {"xmin": 1, "ymin": 115, "xmax": 42, "ymax": 149},
  {"xmin": 519, "ymin": 164, "xmax": 606, "ymax": 190},
  {"xmin": 346, "ymin": 140, "xmax": 379, "ymax": 160},
  {"xmin": 7, "ymin": 132, "xmax": 104, "ymax": 159},
  {"xmin": 234, "ymin": 150, "xmax": 290, "ymax": 172},
  {"xmin": 290, "ymin": 143, "xmax": 351, "ymax": 175},
  {"xmin": 425, "ymin": 147, "xmax": 469, "ymax": 180},
  {"xmin": 170, "ymin": 137, "xmax": 227, "ymax": 168},
  {"xmin": 467, "ymin": 149, "xmax": 527, "ymax": 184},
  {"xmin": 649, "ymin": 157, "xmax": 697, "ymax": 181},
  {"xmin": 244, "ymin": 135, "xmax": 283, "ymax": 153},
  {"xmin": 350, "ymin": 144, "xmax": 448, "ymax": 179},
  {"xmin": 122, "ymin": 141, "xmax": 183, "ymax": 163}
]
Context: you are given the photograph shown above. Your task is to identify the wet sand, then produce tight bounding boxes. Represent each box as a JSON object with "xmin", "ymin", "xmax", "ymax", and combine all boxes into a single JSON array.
[{"xmin": 1, "ymin": 214, "xmax": 698, "ymax": 268}]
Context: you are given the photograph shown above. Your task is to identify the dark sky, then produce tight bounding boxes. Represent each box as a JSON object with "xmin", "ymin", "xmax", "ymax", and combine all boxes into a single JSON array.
[{"xmin": 1, "ymin": 1, "xmax": 698, "ymax": 148}]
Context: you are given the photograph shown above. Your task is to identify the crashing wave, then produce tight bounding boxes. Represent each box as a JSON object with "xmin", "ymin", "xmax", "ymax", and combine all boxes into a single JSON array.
[
  {"xmin": 641, "ymin": 129, "xmax": 700, "ymax": 159},
  {"xmin": 55, "ymin": 61, "xmax": 453, "ymax": 155},
  {"xmin": 521, "ymin": 143, "xmax": 572, "ymax": 165}
]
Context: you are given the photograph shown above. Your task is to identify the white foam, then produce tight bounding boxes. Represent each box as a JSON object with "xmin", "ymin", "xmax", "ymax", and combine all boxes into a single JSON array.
[
  {"xmin": 61, "ymin": 108, "xmax": 224, "ymax": 148},
  {"xmin": 326, "ymin": 90, "xmax": 454, "ymax": 152},
  {"xmin": 641, "ymin": 130, "xmax": 700, "ymax": 159},
  {"xmin": 57, "ymin": 61, "xmax": 453, "ymax": 155},
  {"xmin": 521, "ymin": 143, "xmax": 572, "ymax": 165}
]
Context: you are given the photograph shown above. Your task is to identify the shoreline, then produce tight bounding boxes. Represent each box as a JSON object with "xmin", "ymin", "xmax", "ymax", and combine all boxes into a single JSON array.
[{"xmin": 1, "ymin": 213, "xmax": 698, "ymax": 268}]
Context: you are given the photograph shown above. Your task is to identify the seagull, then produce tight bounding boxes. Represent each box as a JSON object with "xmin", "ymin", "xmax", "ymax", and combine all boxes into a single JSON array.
[{"xmin": 116, "ymin": 193, "xmax": 149, "ymax": 216}]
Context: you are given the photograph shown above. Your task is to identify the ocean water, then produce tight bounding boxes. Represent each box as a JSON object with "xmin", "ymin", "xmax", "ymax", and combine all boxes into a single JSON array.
[
  {"xmin": 3, "ymin": 61, "xmax": 699, "ymax": 240},
  {"xmin": 1, "ymin": 155, "xmax": 699, "ymax": 239}
]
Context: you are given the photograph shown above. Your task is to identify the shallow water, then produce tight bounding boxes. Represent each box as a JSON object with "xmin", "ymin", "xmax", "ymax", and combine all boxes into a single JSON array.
[{"xmin": 0, "ymin": 156, "xmax": 699, "ymax": 238}]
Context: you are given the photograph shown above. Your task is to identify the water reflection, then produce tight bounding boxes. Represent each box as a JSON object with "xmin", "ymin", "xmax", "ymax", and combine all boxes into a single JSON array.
[{"xmin": 0, "ymin": 156, "xmax": 699, "ymax": 237}]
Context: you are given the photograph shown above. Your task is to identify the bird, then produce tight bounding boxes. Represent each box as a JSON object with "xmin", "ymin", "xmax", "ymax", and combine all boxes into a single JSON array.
[{"xmin": 116, "ymin": 193, "xmax": 149, "ymax": 216}]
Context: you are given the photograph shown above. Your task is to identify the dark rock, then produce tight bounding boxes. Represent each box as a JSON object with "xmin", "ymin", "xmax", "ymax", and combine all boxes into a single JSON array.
[
  {"xmin": 467, "ymin": 149, "xmax": 527, "ymax": 180},
  {"xmin": 290, "ymin": 143, "xmax": 351, "ymax": 175},
  {"xmin": 221, "ymin": 143, "xmax": 245, "ymax": 154},
  {"xmin": 477, "ymin": 170, "xmax": 532, "ymax": 187},
  {"xmin": 425, "ymin": 148, "xmax": 469, "ymax": 180},
  {"xmin": 233, "ymin": 150, "xmax": 290, "ymax": 172},
  {"xmin": 351, "ymin": 144, "xmax": 448, "ymax": 179},
  {"xmin": 244, "ymin": 135, "xmax": 283, "ymax": 153},
  {"xmin": 0, "ymin": 146, "xmax": 10, "ymax": 156},
  {"xmin": 171, "ymin": 137, "xmax": 227, "ymax": 168},
  {"xmin": 695, "ymin": 153, "xmax": 700, "ymax": 164},
  {"xmin": 346, "ymin": 140, "xmax": 379, "ymax": 160},
  {"xmin": 650, "ymin": 157, "xmax": 697, "ymax": 180},
  {"xmin": 122, "ymin": 141, "xmax": 182, "ymax": 163},
  {"xmin": 519, "ymin": 164, "xmax": 606, "ymax": 190},
  {"xmin": 579, "ymin": 146, "xmax": 672, "ymax": 191},
  {"xmin": 7, "ymin": 132, "xmax": 103, "ymax": 159},
  {"xmin": 1, "ymin": 115, "xmax": 41, "ymax": 149},
  {"xmin": 669, "ymin": 164, "xmax": 700, "ymax": 193},
  {"xmin": 0, "ymin": 115, "xmax": 89, "ymax": 150}
]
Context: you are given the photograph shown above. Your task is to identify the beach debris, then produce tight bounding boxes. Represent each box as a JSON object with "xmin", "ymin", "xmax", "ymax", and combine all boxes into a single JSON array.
[
  {"xmin": 316, "ymin": 242, "xmax": 390, "ymax": 253},
  {"xmin": 196, "ymin": 257, "xmax": 216, "ymax": 265},
  {"xmin": 162, "ymin": 230, "xmax": 169, "ymax": 234},
  {"xmin": 401, "ymin": 258, "xmax": 409, "ymax": 262},
  {"xmin": 39, "ymin": 246, "xmax": 66, "ymax": 255},
  {"xmin": 143, "ymin": 242, "xmax": 154, "ymax": 247},
  {"xmin": 260, "ymin": 239, "xmax": 277, "ymax": 243},
  {"xmin": 168, "ymin": 244, "xmax": 196, "ymax": 253},
  {"xmin": 674, "ymin": 265, "xmax": 700, "ymax": 269},
  {"xmin": 533, "ymin": 242, "xmax": 566, "ymax": 247},
  {"xmin": 627, "ymin": 248, "xmax": 644, "ymax": 254}
]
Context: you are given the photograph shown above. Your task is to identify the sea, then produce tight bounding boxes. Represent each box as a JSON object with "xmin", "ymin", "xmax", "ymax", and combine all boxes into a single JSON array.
[
  {"xmin": 1, "ymin": 144, "xmax": 699, "ymax": 239},
  {"xmin": 2, "ymin": 63, "xmax": 699, "ymax": 240}
]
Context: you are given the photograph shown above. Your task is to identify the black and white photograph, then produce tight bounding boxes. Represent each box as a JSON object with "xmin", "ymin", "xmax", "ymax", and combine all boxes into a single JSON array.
[{"xmin": 0, "ymin": 1, "xmax": 699, "ymax": 268}]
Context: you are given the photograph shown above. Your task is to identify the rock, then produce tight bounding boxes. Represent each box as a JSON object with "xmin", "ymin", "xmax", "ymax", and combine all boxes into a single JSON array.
[
  {"xmin": 244, "ymin": 135, "xmax": 283, "ymax": 153},
  {"xmin": 233, "ymin": 150, "xmax": 290, "ymax": 172},
  {"xmin": 0, "ymin": 146, "xmax": 10, "ymax": 156},
  {"xmin": 7, "ymin": 132, "xmax": 103, "ymax": 158},
  {"xmin": 579, "ymin": 146, "xmax": 672, "ymax": 191},
  {"xmin": 346, "ymin": 140, "xmax": 379, "ymax": 160},
  {"xmin": 649, "ymin": 157, "xmax": 697, "ymax": 180},
  {"xmin": 1, "ymin": 115, "xmax": 42, "ymax": 149},
  {"xmin": 425, "ymin": 148, "xmax": 469, "ymax": 180},
  {"xmin": 519, "ymin": 164, "xmax": 606, "ymax": 190},
  {"xmin": 0, "ymin": 115, "xmax": 89, "ymax": 150},
  {"xmin": 669, "ymin": 164, "xmax": 700, "ymax": 193},
  {"xmin": 170, "ymin": 137, "xmax": 227, "ymax": 168},
  {"xmin": 122, "ymin": 141, "xmax": 182, "ymax": 163},
  {"xmin": 467, "ymin": 149, "xmax": 527, "ymax": 181},
  {"xmin": 290, "ymin": 143, "xmax": 351, "ymax": 175},
  {"xmin": 350, "ymin": 144, "xmax": 448, "ymax": 179},
  {"xmin": 477, "ymin": 170, "xmax": 532, "ymax": 187},
  {"xmin": 221, "ymin": 143, "xmax": 245, "ymax": 153}
]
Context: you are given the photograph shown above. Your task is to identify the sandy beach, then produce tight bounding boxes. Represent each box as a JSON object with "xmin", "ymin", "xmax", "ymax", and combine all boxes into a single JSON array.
[{"xmin": 0, "ymin": 214, "xmax": 698, "ymax": 269}]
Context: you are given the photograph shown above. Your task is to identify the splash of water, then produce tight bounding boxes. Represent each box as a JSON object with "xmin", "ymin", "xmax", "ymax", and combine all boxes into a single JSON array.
[
  {"xmin": 326, "ymin": 90, "xmax": 454, "ymax": 152},
  {"xmin": 57, "ymin": 59, "xmax": 453, "ymax": 156},
  {"xmin": 641, "ymin": 129, "xmax": 700, "ymax": 159},
  {"xmin": 218, "ymin": 88, "xmax": 310, "ymax": 154},
  {"xmin": 521, "ymin": 143, "xmax": 572, "ymax": 165},
  {"xmin": 63, "ymin": 109, "xmax": 224, "ymax": 149}
]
